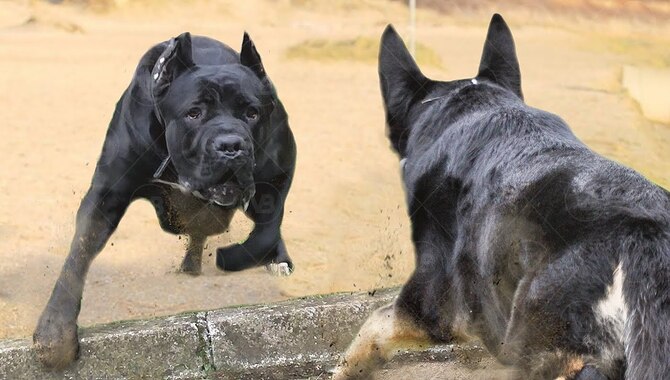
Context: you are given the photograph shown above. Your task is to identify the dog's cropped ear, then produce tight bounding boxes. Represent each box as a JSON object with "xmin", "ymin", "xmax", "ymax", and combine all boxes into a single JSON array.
[
  {"xmin": 152, "ymin": 32, "xmax": 196, "ymax": 99},
  {"xmin": 477, "ymin": 14, "xmax": 523, "ymax": 100},
  {"xmin": 379, "ymin": 25, "xmax": 430, "ymax": 156},
  {"xmin": 240, "ymin": 32, "xmax": 267, "ymax": 79}
]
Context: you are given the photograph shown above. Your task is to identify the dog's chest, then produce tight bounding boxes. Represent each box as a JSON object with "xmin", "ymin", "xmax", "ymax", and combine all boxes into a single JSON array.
[{"xmin": 147, "ymin": 185, "xmax": 235, "ymax": 236}]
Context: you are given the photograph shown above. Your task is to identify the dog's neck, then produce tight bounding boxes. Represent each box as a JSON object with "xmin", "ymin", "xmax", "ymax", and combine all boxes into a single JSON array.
[{"xmin": 421, "ymin": 78, "xmax": 479, "ymax": 105}]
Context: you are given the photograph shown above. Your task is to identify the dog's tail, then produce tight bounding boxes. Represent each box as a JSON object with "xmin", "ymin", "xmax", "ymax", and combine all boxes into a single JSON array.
[{"xmin": 621, "ymin": 215, "xmax": 670, "ymax": 379}]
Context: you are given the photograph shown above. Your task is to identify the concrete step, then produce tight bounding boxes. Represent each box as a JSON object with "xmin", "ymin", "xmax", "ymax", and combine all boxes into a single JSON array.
[{"xmin": 0, "ymin": 288, "xmax": 508, "ymax": 379}]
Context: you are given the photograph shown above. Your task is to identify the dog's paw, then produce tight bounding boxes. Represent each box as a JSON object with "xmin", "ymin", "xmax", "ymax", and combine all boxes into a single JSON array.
[
  {"xmin": 330, "ymin": 357, "xmax": 376, "ymax": 380},
  {"xmin": 177, "ymin": 266, "xmax": 202, "ymax": 276},
  {"xmin": 33, "ymin": 315, "xmax": 79, "ymax": 370},
  {"xmin": 178, "ymin": 259, "xmax": 202, "ymax": 276},
  {"xmin": 328, "ymin": 365, "xmax": 349, "ymax": 379},
  {"xmin": 330, "ymin": 365, "xmax": 367, "ymax": 380},
  {"xmin": 265, "ymin": 262, "xmax": 293, "ymax": 277}
]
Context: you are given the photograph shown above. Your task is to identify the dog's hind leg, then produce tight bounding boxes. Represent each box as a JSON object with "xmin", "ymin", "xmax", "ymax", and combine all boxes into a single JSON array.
[
  {"xmin": 498, "ymin": 249, "xmax": 624, "ymax": 380},
  {"xmin": 179, "ymin": 234, "xmax": 206, "ymax": 274},
  {"xmin": 332, "ymin": 302, "xmax": 434, "ymax": 380},
  {"xmin": 33, "ymin": 180, "xmax": 134, "ymax": 369}
]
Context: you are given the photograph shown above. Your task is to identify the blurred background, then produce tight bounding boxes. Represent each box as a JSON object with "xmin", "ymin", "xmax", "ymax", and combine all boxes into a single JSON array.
[{"xmin": 0, "ymin": 0, "xmax": 668, "ymax": 340}]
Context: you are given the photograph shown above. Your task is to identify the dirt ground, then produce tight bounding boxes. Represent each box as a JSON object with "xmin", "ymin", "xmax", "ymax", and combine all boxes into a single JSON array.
[{"xmin": 0, "ymin": 0, "xmax": 669, "ymax": 340}]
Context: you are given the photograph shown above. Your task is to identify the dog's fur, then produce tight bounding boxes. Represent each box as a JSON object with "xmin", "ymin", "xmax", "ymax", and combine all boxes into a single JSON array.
[
  {"xmin": 33, "ymin": 33, "xmax": 296, "ymax": 369},
  {"xmin": 334, "ymin": 15, "xmax": 670, "ymax": 380}
]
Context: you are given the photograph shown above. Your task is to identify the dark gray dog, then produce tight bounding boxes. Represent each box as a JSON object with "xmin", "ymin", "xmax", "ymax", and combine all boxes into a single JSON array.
[
  {"xmin": 34, "ymin": 32, "xmax": 296, "ymax": 369},
  {"xmin": 334, "ymin": 15, "xmax": 669, "ymax": 380}
]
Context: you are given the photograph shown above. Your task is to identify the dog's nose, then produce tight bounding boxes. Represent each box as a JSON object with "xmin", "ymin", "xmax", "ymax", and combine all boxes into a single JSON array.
[{"xmin": 213, "ymin": 136, "xmax": 245, "ymax": 159}]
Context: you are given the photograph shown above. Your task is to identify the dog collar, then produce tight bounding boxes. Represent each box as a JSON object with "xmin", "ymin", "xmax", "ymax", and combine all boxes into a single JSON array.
[{"xmin": 153, "ymin": 155, "xmax": 171, "ymax": 179}]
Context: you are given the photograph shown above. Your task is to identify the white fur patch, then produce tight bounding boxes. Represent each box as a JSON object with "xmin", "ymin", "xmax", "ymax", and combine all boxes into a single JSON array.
[
  {"xmin": 598, "ymin": 265, "xmax": 626, "ymax": 320},
  {"xmin": 595, "ymin": 263, "xmax": 628, "ymax": 361}
]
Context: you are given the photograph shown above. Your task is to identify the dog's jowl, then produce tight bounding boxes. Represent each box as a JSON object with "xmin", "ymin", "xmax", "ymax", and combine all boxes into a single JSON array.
[
  {"xmin": 334, "ymin": 14, "xmax": 669, "ymax": 380},
  {"xmin": 33, "ymin": 33, "xmax": 296, "ymax": 369}
]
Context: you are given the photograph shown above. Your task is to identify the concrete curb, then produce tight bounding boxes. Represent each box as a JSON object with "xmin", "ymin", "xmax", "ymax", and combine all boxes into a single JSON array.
[{"xmin": 0, "ymin": 288, "xmax": 494, "ymax": 379}]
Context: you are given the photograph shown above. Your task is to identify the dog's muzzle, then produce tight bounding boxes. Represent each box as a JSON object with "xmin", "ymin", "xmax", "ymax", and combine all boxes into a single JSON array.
[{"xmin": 153, "ymin": 135, "xmax": 256, "ymax": 210}]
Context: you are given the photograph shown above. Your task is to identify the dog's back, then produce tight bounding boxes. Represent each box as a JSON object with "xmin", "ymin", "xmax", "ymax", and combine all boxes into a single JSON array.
[
  {"xmin": 334, "ymin": 14, "xmax": 670, "ymax": 380},
  {"xmin": 406, "ymin": 80, "xmax": 670, "ymax": 379}
]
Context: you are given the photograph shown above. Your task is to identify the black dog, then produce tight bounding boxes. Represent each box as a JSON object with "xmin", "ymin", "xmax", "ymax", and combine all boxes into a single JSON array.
[
  {"xmin": 33, "ymin": 32, "xmax": 296, "ymax": 369},
  {"xmin": 334, "ymin": 15, "xmax": 669, "ymax": 380}
]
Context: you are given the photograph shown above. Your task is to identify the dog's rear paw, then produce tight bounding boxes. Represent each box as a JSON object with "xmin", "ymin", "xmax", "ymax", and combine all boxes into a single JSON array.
[
  {"xmin": 178, "ymin": 261, "xmax": 202, "ymax": 276},
  {"xmin": 265, "ymin": 262, "xmax": 293, "ymax": 277}
]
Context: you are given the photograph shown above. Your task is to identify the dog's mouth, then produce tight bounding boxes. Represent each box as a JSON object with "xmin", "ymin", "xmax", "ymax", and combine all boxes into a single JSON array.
[
  {"xmin": 153, "ymin": 170, "xmax": 255, "ymax": 210},
  {"xmin": 193, "ymin": 170, "xmax": 256, "ymax": 209},
  {"xmin": 193, "ymin": 182, "xmax": 241, "ymax": 208}
]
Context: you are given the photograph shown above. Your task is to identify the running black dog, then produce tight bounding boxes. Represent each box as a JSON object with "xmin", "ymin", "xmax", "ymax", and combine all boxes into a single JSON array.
[
  {"xmin": 334, "ymin": 15, "xmax": 669, "ymax": 380},
  {"xmin": 34, "ymin": 32, "xmax": 296, "ymax": 369}
]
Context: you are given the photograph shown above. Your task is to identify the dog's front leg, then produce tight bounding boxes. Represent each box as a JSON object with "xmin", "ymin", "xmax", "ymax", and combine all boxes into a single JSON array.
[
  {"xmin": 179, "ymin": 234, "xmax": 206, "ymax": 274},
  {"xmin": 33, "ymin": 181, "xmax": 132, "ymax": 369},
  {"xmin": 332, "ymin": 302, "xmax": 434, "ymax": 380},
  {"xmin": 216, "ymin": 175, "xmax": 293, "ymax": 275}
]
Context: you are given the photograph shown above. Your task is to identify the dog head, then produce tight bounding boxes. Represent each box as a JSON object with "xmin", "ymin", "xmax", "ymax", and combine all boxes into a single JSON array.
[
  {"xmin": 151, "ymin": 32, "xmax": 276, "ymax": 208},
  {"xmin": 378, "ymin": 14, "xmax": 523, "ymax": 160}
]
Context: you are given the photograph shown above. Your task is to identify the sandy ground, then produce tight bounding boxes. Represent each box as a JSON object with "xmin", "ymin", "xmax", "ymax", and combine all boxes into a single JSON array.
[{"xmin": 0, "ymin": 0, "xmax": 669, "ymax": 340}]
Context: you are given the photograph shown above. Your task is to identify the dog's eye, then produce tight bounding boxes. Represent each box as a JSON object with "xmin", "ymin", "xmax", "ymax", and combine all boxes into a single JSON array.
[
  {"xmin": 245, "ymin": 107, "xmax": 259, "ymax": 121},
  {"xmin": 186, "ymin": 108, "xmax": 202, "ymax": 120}
]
